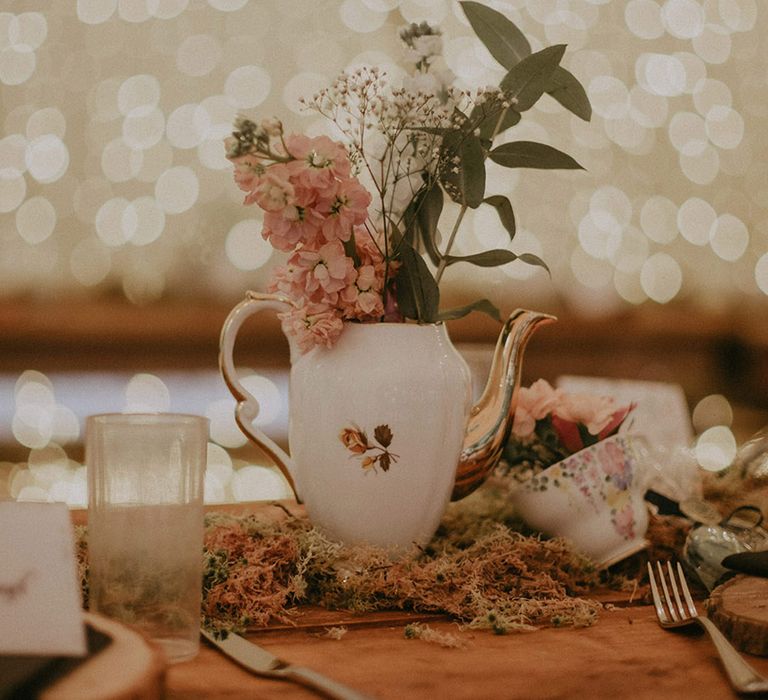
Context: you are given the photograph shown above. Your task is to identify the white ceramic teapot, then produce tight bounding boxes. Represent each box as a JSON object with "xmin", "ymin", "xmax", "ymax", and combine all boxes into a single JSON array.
[{"xmin": 220, "ymin": 291, "xmax": 554, "ymax": 552}]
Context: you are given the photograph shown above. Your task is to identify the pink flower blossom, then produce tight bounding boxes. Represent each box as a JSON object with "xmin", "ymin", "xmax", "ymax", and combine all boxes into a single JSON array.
[
  {"xmin": 512, "ymin": 379, "xmax": 560, "ymax": 438},
  {"xmin": 318, "ymin": 178, "xmax": 372, "ymax": 242},
  {"xmin": 228, "ymin": 152, "xmax": 265, "ymax": 195},
  {"xmin": 244, "ymin": 163, "xmax": 294, "ymax": 211},
  {"xmin": 262, "ymin": 188, "xmax": 324, "ymax": 252},
  {"xmin": 266, "ymin": 261, "xmax": 302, "ymax": 299},
  {"xmin": 340, "ymin": 264, "xmax": 385, "ymax": 320},
  {"xmin": 278, "ymin": 301, "xmax": 344, "ymax": 353},
  {"xmin": 554, "ymin": 392, "xmax": 621, "ymax": 435},
  {"xmin": 336, "ymin": 228, "xmax": 389, "ymax": 321},
  {"xmin": 294, "ymin": 240, "xmax": 356, "ymax": 297},
  {"xmin": 285, "ymin": 134, "xmax": 352, "ymax": 194}
]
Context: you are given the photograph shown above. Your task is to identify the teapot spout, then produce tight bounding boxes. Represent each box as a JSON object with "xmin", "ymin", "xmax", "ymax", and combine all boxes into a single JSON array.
[{"xmin": 451, "ymin": 309, "xmax": 556, "ymax": 501}]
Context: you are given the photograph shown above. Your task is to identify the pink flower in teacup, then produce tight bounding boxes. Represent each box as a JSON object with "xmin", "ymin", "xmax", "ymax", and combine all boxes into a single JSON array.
[
  {"xmin": 554, "ymin": 392, "xmax": 618, "ymax": 434},
  {"xmin": 551, "ymin": 394, "xmax": 636, "ymax": 454},
  {"xmin": 512, "ymin": 379, "xmax": 560, "ymax": 438},
  {"xmin": 504, "ymin": 381, "xmax": 635, "ymax": 478}
]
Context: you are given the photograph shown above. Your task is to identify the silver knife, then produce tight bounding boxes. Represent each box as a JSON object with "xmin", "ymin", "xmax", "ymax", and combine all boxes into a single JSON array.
[{"xmin": 200, "ymin": 629, "xmax": 375, "ymax": 700}]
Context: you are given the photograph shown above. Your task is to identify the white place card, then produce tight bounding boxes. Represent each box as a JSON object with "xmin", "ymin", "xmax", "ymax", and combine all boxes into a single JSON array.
[{"xmin": 0, "ymin": 502, "xmax": 87, "ymax": 657}]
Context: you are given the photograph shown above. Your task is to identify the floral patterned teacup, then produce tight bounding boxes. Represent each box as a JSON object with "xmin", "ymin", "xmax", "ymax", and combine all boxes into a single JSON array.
[{"xmin": 509, "ymin": 434, "xmax": 650, "ymax": 567}]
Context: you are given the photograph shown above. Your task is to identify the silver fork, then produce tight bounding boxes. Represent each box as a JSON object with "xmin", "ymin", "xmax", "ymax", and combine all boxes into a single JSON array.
[{"xmin": 648, "ymin": 561, "xmax": 768, "ymax": 694}]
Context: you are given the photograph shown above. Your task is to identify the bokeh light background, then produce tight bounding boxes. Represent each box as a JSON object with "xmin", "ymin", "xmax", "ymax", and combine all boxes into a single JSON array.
[{"xmin": 1, "ymin": 0, "xmax": 766, "ymax": 503}]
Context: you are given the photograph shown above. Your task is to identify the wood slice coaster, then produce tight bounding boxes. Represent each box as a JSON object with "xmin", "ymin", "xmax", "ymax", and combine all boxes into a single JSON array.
[
  {"xmin": 41, "ymin": 613, "xmax": 166, "ymax": 700},
  {"xmin": 707, "ymin": 575, "xmax": 768, "ymax": 657}
]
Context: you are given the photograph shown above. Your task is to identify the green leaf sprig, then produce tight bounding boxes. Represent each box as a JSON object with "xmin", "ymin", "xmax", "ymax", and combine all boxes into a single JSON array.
[{"xmin": 393, "ymin": 1, "xmax": 591, "ymax": 324}]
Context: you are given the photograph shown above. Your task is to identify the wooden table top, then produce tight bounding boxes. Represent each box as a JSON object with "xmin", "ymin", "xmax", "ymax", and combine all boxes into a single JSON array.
[{"xmin": 165, "ymin": 601, "xmax": 768, "ymax": 699}]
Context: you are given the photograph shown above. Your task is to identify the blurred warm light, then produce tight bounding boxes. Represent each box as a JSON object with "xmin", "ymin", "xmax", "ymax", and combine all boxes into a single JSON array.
[
  {"xmin": 695, "ymin": 425, "xmax": 737, "ymax": 472},
  {"xmin": 231, "ymin": 464, "xmax": 292, "ymax": 502},
  {"xmin": 638, "ymin": 53, "xmax": 686, "ymax": 97},
  {"xmin": 0, "ymin": 1, "xmax": 763, "ymax": 306},
  {"xmin": 692, "ymin": 394, "xmax": 733, "ymax": 433},
  {"xmin": 15, "ymin": 196, "xmax": 56, "ymax": 244},
  {"xmin": 677, "ymin": 196, "xmax": 716, "ymax": 245},
  {"xmin": 225, "ymin": 219, "xmax": 273, "ymax": 271},
  {"xmin": 239, "ymin": 374, "xmax": 283, "ymax": 426},
  {"xmin": 661, "ymin": 0, "xmax": 705, "ymax": 40},
  {"xmin": 756, "ymin": 253, "xmax": 768, "ymax": 294},
  {"xmin": 206, "ymin": 397, "xmax": 248, "ymax": 448},
  {"xmin": 640, "ymin": 252, "xmax": 682, "ymax": 303},
  {"xmin": 154, "ymin": 165, "xmax": 199, "ymax": 213},
  {"xmin": 640, "ymin": 196, "xmax": 677, "ymax": 244},
  {"xmin": 70, "ymin": 238, "xmax": 112, "ymax": 286},
  {"xmin": 709, "ymin": 213, "xmax": 748, "ymax": 262},
  {"xmin": 124, "ymin": 373, "xmax": 171, "ymax": 412}
]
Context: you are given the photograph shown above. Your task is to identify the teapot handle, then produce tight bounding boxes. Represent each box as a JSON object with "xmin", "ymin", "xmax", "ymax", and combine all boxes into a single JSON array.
[{"xmin": 219, "ymin": 291, "xmax": 300, "ymax": 502}]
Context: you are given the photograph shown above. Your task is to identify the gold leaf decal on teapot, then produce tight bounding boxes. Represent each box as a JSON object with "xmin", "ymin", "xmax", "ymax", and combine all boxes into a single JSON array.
[{"xmin": 340, "ymin": 424, "xmax": 399, "ymax": 473}]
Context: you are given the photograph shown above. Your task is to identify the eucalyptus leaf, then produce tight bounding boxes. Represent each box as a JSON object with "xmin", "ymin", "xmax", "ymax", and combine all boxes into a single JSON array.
[
  {"xmin": 387, "ymin": 214, "xmax": 410, "ymax": 255},
  {"xmin": 546, "ymin": 66, "xmax": 592, "ymax": 121},
  {"xmin": 445, "ymin": 249, "xmax": 519, "ymax": 267},
  {"xmin": 489, "ymin": 141, "xmax": 584, "ymax": 170},
  {"xmin": 500, "ymin": 45, "xmax": 566, "ymax": 112},
  {"xmin": 470, "ymin": 98, "xmax": 522, "ymax": 142},
  {"xmin": 437, "ymin": 298, "xmax": 501, "ymax": 323},
  {"xmin": 483, "ymin": 195, "xmax": 516, "ymax": 241},
  {"xmin": 518, "ymin": 252, "xmax": 550, "ymax": 275},
  {"xmin": 486, "ymin": 106, "xmax": 521, "ymax": 139},
  {"xmin": 400, "ymin": 198, "xmax": 419, "ymax": 249},
  {"xmin": 440, "ymin": 132, "xmax": 486, "ymax": 208},
  {"xmin": 462, "ymin": 2, "xmax": 590, "ymax": 122},
  {"xmin": 395, "ymin": 243, "xmax": 440, "ymax": 323},
  {"xmin": 415, "ymin": 184, "xmax": 444, "ymax": 266},
  {"xmin": 460, "ymin": 1, "xmax": 531, "ymax": 70}
]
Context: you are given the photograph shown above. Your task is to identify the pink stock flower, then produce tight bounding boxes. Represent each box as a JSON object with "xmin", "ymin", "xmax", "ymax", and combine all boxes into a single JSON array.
[
  {"xmin": 295, "ymin": 240, "xmax": 356, "ymax": 297},
  {"xmin": 285, "ymin": 134, "xmax": 352, "ymax": 192},
  {"xmin": 244, "ymin": 163, "xmax": 294, "ymax": 211},
  {"xmin": 265, "ymin": 260, "xmax": 302, "ymax": 298},
  {"xmin": 337, "ymin": 228, "xmax": 389, "ymax": 321},
  {"xmin": 340, "ymin": 264, "xmax": 385, "ymax": 320},
  {"xmin": 228, "ymin": 125, "xmax": 392, "ymax": 351},
  {"xmin": 318, "ymin": 178, "xmax": 372, "ymax": 242},
  {"xmin": 262, "ymin": 193, "xmax": 325, "ymax": 252},
  {"xmin": 229, "ymin": 153, "xmax": 265, "ymax": 194},
  {"xmin": 278, "ymin": 301, "xmax": 344, "ymax": 353}
]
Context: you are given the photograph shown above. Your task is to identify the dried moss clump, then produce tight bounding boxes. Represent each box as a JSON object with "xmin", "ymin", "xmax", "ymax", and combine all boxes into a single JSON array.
[
  {"xmin": 75, "ymin": 485, "xmax": 612, "ymax": 636},
  {"xmin": 198, "ymin": 487, "xmax": 602, "ymax": 635}
]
